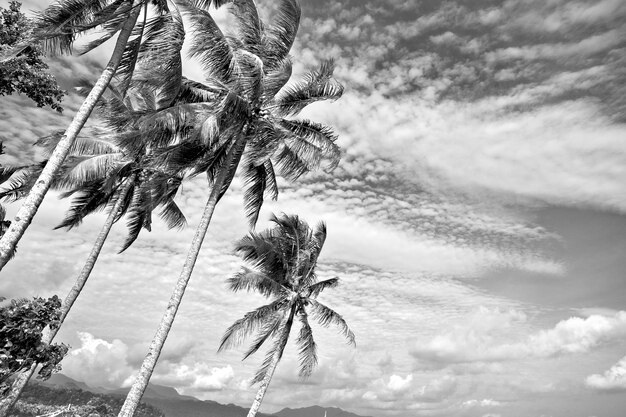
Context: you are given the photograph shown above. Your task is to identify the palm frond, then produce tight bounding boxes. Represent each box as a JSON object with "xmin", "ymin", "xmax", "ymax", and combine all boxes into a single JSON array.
[
  {"xmin": 234, "ymin": 49, "xmax": 264, "ymax": 106},
  {"xmin": 310, "ymin": 220, "xmax": 327, "ymax": 264},
  {"xmin": 310, "ymin": 300, "xmax": 355, "ymax": 346},
  {"xmin": 263, "ymin": 160, "xmax": 279, "ymax": 201},
  {"xmin": 55, "ymin": 180, "xmax": 116, "ymax": 229},
  {"xmin": 307, "ymin": 277, "xmax": 338, "ymax": 299},
  {"xmin": 272, "ymin": 143, "xmax": 313, "ymax": 181},
  {"xmin": 218, "ymin": 299, "xmax": 287, "ymax": 351},
  {"xmin": 0, "ymin": 163, "xmax": 45, "ymax": 202},
  {"xmin": 0, "ymin": 165, "xmax": 29, "ymax": 186},
  {"xmin": 135, "ymin": 9, "xmax": 185, "ymax": 106},
  {"xmin": 35, "ymin": 0, "xmax": 119, "ymax": 54},
  {"xmin": 241, "ymin": 312, "xmax": 282, "ymax": 360},
  {"xmin": 230, "ymin": 0, "xmax": 262, "ymax": 56},
  {"xmin": 262, "ymin": 0, "xmax": 300, "ymax": 68},
  {"xmin": 244, "ymin": 119, "xmax": 283, "ymax": 166},
  {"xmin": 189, "ymin": 0, "xmax": 232, "ymax": 9},
  {"xmin": 115, "ymin": 36, "xmax": 142, "ymax": 95},
  {"xmin": 36, "ymin": 131, "xmax": 119, "ymax": 158},
  {"xmin": 251, "ymin": 305, "xmax": 295, "ymax": 385},
  {"xmin": 272, "ymin": 59, "xmax": 343, "ymax": 117},
  {"xmin": 203, "ymin": 135, "xmax": 246, "ymax": 202},
  {"xmin": 226, "ymin": 267, "xmax": 283, "ymax": 297},
  {"xmin": 150, "ymin": 0, "xmax": 172, "ymax": 15},
  {"xmin": 178, "ymin": 0, "xmax": 235, "ymax": 86},
  {"xmin": 152, "ymin": 140, "xmax": 207, "ymax": 173},
  {"xmin": 235, "ymin": 232, "xmax": 287, "ymax": 279},
  {"xmin": 241, "ymin": 161, "xmax": 267, "ymax": 228},
  {"xmin": 175, "ymin": 77, "xmax": 222, "ymax": 104},
  {"xmin": 158, "ymin": 199, "xmax": 186, "ymax": 229},
  {"xmin": 279, "ymin": 119, "xmax": 340, "ymax": 170},
  {"xmin": 295, "ymin": 308, "xmax": 317, "ymax": 378},
  {"xmin": 53, "ymin": 154, "xmax": 124, "ymax": 190},
  {"xmin": 75, "ymin": 0, "xmax": 130, "ymax": 55},
  {"xmin": 262, "ymin": 58, "xmax": 292, "ymax": 101},
  {"xmin": 118, "ymin": 182, "xmax": 152, "ymax": 253}
]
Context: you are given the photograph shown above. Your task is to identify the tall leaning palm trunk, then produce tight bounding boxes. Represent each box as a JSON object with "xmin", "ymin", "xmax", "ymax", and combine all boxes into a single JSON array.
[
  {"xmin": 118, "ymin": 135, "xmax": 246, "ymax": 417},
  {"xmin": 0, "ymin": 2, "xmax": 143, "ymax": 270},
  {"xmin": 247, "ymin": 307, "xmax": 296, "ymax": 417},
  {"xmin": 0, "ymin": 181, "xmax": 133, "ymax": 416}
]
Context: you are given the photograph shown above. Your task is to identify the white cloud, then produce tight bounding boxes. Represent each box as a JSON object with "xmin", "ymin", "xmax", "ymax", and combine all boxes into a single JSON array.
[
  {"xmin": 158, "ymin": 363, "xmax": 235, "ymax": 392},
  {"xmin": 585, "ymin": 356, "xmax": 626, "ymax": 391},
  {"xmin": 362, "ymin": 374, "xmax": 457, "ymax": 406},
  {"xmin": 412, "ymin": 309, "xmax": 626, "ymax": 364},
  {"xmin": 461, "ymin": 398, "xmax": 502, "ymax": 408},
  {"xmin": 61, "ymin": 332, "xmax": 134, "ymax": 388},
  {"xmin": 387, "ymin": 374, "xmax": 413, "ymax": 392}
]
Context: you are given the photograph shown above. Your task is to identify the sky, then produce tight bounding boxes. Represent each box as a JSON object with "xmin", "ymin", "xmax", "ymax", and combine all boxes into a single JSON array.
[{"xmin": 1, "ymin": 1, "xmax": 626, "ymax": 417}]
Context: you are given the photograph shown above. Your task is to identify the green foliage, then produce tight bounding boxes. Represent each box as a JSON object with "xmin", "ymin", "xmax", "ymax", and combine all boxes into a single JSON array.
[
  {"xmin": 0, "ymin": 296, "xmax": 69, "ymax": 394},
  {"xmin": 10, "ymin": 383, "xmax": 164, "ymax": 417},
  {"xmin": 0, "ymin": 1, "xmax": 65, "ymax": 112}
]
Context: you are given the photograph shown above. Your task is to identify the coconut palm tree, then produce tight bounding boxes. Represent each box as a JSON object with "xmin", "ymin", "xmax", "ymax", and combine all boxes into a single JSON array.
[
  {"xmin": 220, "ymin": 213, "xmax": 355, "ymax": 417},
  {"xmin": 0, "ymin": 0, "xmax": 216, "ymax": 268},
  {"xmin": 0, "ymin": 77, "xmax": 194, "ymax": 416},
  {"xmin": 118, "ymin": 0, "xmax": 344, "ymax": 415}
]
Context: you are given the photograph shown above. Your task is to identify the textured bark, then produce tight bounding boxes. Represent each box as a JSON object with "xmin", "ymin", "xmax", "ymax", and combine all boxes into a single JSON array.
[
  {"xmin": 0, "ymin": 180, "xmax": 134, "ymax": 416},
  {"xmin": 247, "ymin": 306, "xmax": 296, "ymax": 417},
  {"xmin": 0, "ymin": 367, "xmax": 35, "ymax": 416},
  {"xmin": 0, "ymin": 2, "xmax": 142, "ymax": 271},
  {"xmin": 118, "ymin": 137, "xmax": 247, "ymax": 417}
]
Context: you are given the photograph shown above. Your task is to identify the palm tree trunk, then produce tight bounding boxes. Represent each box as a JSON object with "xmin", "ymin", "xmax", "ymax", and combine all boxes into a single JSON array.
[
  {"xmin": 247, "ymin": 306, "xmax": 296, "ymax": 417},
  {"xmin": 0, "ymin": 180, "xmax": 134, "ymax": 417},
  {"xmin": 118, "ymin": 137, "xmax": 247, "ymax": 417},
  {"xmin": 0, "ymin": 2, "xmax": 143, "ymax": 271}
]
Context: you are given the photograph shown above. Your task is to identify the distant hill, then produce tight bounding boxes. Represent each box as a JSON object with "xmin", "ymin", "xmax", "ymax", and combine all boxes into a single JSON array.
[
  {"xmin": 38, "ymin": 374, "xmax": 372, "ymax": 417},
  {"xmin": 274, "ymin": 406, "xmax": 373, "ymax": 417},
  {"xmin": 41, "ymin": 375, "xmax": 272, "ymax": 417}
]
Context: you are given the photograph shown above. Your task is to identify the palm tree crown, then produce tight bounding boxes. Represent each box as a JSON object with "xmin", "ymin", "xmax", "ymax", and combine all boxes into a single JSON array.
[
  {"xmin": 220, "ymin": 213, "xmax": 355, "ymax": 383},
  {"xmin": 164, "ymin": 0, "xmax": 343, "ymax": 226},
  {"xmin": 34, "ymin": 79, "xmax": 194, "ymax": 249}
]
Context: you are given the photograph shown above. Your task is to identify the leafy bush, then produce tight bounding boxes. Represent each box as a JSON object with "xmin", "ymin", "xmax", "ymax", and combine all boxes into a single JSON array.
[
  {"xmin": 0, "ymin": 296, "xmax": 69, "ymax": 394},
  {"xmin": 0, "ymin": 1, "xmax": 65, "ymax": 111}
]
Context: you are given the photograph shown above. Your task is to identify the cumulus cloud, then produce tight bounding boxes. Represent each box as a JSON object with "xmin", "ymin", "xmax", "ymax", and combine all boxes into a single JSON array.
[
  {"xmin": 154, "ymin": 363, "xmax": 235, "ymax": 392},
  {"xmin": 362, "ymin": 374, "xmax": 457, "ymax": 406},
  {"xmin": 412, "ymin": 309, "xmax": 626, "ymax": 364},
  {"xmin": 61, "ymin": 332, "xmax": 134, "ymax": 388},
  {"xmin": 585, "ymin": 356, "xmax": 626, "ymax": 391}
]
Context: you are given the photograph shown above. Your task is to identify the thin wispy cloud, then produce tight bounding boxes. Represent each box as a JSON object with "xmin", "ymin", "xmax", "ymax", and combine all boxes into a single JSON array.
[{"xmin": 2, "ymin": 1, "xmax": 625, "ymax": 416}]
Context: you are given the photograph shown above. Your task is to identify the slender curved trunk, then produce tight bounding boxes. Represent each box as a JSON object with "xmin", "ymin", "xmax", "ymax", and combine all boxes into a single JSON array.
[
  {"xmin": 247, "ymin": 306, "xmax": 296, "ymax": 417},
  {"xmin": 0, "ymin": 181, "xmax": 134, "ymax": 416},
  {"xmin": 0, "ymin": 2, "xmax": 142, "ymax": 271},
  {"xmin": 118, "ymin": 137, "xmax": 246, "ymax": 417}
]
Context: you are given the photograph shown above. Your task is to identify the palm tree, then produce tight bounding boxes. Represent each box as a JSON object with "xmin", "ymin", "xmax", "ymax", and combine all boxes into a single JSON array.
[
  {"xmin": 0, "ymin": 78, "xmax": 194, "ymax": 415},
  {"xmin": 221, "ymin": 214, "xmax": 355, "ymax": 417},
  {"xmin": 119, "ymin": 0, "xmax": 344, "ymax": 415},
  {"xmin": 0, "ymin": 0, "xmax": 204, "ymax": 268}
]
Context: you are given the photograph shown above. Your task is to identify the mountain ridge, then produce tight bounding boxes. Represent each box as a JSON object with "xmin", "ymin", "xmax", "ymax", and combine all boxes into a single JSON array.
[{"xmin": 41, "ymin": 374, "xmax": 373, "ymax": 417}]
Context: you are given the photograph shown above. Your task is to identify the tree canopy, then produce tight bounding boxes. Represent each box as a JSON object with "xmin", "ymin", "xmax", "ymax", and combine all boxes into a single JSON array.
[
  {"xmin": 0, "ymin": 1, "xmax": 65, "ymax": 112},
  {"xmin": 0, "ymin": 296, "xmax": 69, "ymax": 395}
]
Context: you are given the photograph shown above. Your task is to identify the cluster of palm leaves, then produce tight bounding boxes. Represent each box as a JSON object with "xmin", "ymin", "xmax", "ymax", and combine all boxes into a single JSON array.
[{"xmin": 0, "ymin": 1, "xmax": 354, "ymax": 416}]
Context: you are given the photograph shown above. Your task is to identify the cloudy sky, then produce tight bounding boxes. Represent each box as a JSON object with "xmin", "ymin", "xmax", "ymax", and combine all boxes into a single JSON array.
[{"xmin": 2, "ymin": 0, "xmax": 626, "ymax": 416}]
